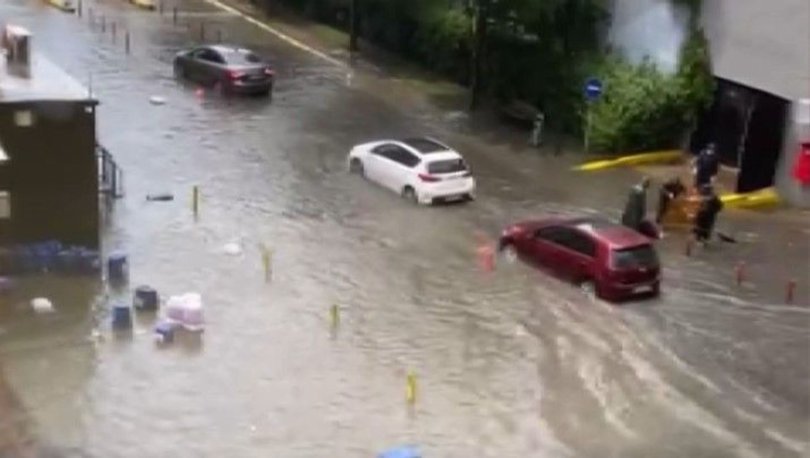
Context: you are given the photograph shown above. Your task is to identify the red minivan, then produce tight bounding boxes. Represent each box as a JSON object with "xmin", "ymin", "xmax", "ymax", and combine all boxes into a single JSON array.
[{"xmin": 498, "ymin": 216, "xmax": 661, "ymax": 301}]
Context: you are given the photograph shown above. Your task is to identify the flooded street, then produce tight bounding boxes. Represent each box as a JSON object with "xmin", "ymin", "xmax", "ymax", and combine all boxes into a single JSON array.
[{"xmin": 1, "ymin": 0, "xmax": 809, "ymax": 456}]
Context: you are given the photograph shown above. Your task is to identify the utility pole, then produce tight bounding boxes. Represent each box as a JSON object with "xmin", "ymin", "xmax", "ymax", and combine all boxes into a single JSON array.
[
  {"xmin": 469, "ymin": 0, "xmax": 488, "ymax": 110},
  {"xmin": 349, "ymin": 0, "xmax": 359, "ymax": 53}
]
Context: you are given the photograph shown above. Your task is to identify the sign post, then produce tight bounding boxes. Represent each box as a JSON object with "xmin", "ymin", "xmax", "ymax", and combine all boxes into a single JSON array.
[{"xmin": 583, "ymin": 77, "xmax": 603, "ymax": 154}]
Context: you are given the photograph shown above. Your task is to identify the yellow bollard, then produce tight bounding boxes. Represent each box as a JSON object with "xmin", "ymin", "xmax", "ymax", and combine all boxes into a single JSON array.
[
  {"xmin": 261, "ymin": 245, "xmax": 272, "ymax": 282},
  {"xmin": 330, "ymin": 304, "xmax": 340, "ymax": 328},
  {"xmin": 406, "ymin": 371, "xmax": 417, "ymax": 405},
  {"xmin": 192, "ymin": 185, "xmax": 200, "ymax": 220}
]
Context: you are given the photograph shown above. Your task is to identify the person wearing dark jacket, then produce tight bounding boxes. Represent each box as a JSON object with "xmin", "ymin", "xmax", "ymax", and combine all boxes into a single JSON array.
[
  {"xmin": 621, "ymin": 177, "xmax": 650, "ymax": 232},
  {"xmin": 694, "ymin": 143, "xmax": 720, "ymax": 188},
  {"xmin": 656, "ymin": 176, "xmax": 686, "ymax": 224},
  {"xmin": 693, "ymin": 185, "xmax": 724, "ymax": 244}
]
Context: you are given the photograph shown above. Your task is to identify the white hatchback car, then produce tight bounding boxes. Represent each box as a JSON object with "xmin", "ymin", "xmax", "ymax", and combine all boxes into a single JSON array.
[{"xmin": 348, "ymin": 138, "xmax": 476, "ymax": 205}]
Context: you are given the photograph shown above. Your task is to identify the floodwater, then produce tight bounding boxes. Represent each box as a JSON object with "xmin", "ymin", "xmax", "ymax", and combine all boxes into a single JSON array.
[{"xmin": 1, "ymin": 0, "xmax": 809, "ymax": 456}]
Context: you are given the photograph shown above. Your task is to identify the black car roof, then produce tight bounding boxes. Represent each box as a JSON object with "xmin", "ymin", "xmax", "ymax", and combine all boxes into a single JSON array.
[{"xmin": 401, "ymin": 138, "xmax": 450, "ymax": 154}]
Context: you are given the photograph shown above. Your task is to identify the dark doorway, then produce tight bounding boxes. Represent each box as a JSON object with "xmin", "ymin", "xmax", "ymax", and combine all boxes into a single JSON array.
[
  {"xmin": 738, "ymin": 93, "xmax": 788, "ymax": 192},
  {"xmin": 690, "ymin": 78, "xmax": 789, "ymax": 193}
]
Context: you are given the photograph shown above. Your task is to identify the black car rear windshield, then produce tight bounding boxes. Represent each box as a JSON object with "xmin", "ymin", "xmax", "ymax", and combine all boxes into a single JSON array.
[
  {"xmin": 427, "ymin": 159, "xmax": 467, "ymax": 174},
  {"xmin": 222, "ymin": 49, "xmax": 262, "ymax": 65},
  {"xmin": 611, "ymin": 245, "xmax": 658, "ymax": 269}
]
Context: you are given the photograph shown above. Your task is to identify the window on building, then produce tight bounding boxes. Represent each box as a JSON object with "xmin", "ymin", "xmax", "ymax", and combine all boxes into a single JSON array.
[
  {"xmin": 14, "ymin": 110, "xmax": 34, "ymax": 127},
  {"xmin": 0, "ymin": 191, "xmax": 10, "ymax": 219}
]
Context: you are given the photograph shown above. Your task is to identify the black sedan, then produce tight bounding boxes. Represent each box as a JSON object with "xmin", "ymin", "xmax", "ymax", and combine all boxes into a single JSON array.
[{"xmin": 173, "ymin": 45, "xmax": 274, "ymax": 96}]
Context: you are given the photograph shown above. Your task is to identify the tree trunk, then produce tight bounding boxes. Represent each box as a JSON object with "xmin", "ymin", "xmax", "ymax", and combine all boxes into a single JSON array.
[
  {"xmin": 469, "ymin": 0, "xmax": 488, "ymax": 110},
  {"xmin": 349, "ymin": 0, "xmax": 359, "ymax": 52}
]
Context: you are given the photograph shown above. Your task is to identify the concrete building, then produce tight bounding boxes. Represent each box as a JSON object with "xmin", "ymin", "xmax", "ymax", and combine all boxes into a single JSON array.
[{"xmin": 696, "ymin": 0, "xmax": 810, "ymax": 206}]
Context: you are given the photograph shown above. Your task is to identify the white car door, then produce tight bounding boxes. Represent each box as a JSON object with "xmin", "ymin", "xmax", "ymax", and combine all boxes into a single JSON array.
[
  {"xmin": 363, "ymin": 144, "xmax": 391, "ymax": 185},
  {"xmin": 387, "ymin": 146, "xmax": 420, "ymax": 192}
]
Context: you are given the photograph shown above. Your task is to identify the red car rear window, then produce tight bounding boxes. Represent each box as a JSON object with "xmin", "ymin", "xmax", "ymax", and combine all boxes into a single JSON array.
[{"xmin": 611, "ymin": 245, "xmax": 658, "ymax": 269}]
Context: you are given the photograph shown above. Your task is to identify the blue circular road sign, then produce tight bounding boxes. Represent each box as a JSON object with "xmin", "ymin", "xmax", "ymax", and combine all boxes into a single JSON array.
[{"xmin": 584, "ymin": 77, "xmax": 603, "ymax": 101}]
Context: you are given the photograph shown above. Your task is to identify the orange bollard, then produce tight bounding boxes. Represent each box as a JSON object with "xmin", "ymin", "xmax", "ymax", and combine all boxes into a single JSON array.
[
  {"xmin": 476, "ymin": 244, "xmax": 494, "ymax": 272},
  {"xmin": 734, "ymin": 261, "xmax": 746, "ymax": 286},
  {"xmin": 786, "ymin": 279, "xmax": 797, "ymax": 304}
]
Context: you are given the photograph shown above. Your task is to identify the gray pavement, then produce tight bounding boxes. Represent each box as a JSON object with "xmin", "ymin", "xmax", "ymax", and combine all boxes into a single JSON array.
[{"xmin": 0, "ymin": 0, "xmax": 808, "ymax": 457}]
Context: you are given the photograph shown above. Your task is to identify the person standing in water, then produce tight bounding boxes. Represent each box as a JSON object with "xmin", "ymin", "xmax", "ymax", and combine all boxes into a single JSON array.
[
  {"xmin": 693, "ymin": 143, "xmax": 720, "ymax": 188},
  {"xmin": 693, "ymin": 184, "xmax": 724, "ymax": 245},
  {"xmin": 621, "ymin": 177, "xmax": 650, "ymax": 231}
]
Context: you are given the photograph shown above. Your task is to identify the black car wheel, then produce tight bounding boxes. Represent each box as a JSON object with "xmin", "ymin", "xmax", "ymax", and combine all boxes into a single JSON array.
[
  {"xmin": 173, "ymin": 62, "xmax": 185, "ymax": 79},
  {"xmin": 402, "ymin": 186, "xmax": 418, "ymax": 204},
  {"xmin": 500, "ymin": 242, "xmax": 518, "ymax": 263},
  {"xmin": 349, "ymin": 158, "xmax": 364, "ymax": 176}
]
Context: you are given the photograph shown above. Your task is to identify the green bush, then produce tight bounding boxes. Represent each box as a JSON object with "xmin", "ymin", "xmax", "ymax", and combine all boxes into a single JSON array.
[
  {"xmin": 587, "ymin": 29, "xmax": 714, "ymax": 154},
  {"xmin": 413, "ymin": 8, "xmax": 471, "ymax": 78}
]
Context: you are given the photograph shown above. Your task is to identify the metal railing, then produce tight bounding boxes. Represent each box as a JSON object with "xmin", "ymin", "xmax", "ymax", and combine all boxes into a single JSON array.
[{"xmin": 97, "ymin": 144, "xmax": 123, "ymax": 199}]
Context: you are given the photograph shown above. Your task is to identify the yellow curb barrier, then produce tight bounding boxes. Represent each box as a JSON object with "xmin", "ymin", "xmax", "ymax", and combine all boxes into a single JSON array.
[
  {"xmin": 47, "ymin": 0, "xmax": 76, "ymax": 12},
  {"xmin": 720, "ymin": 187, "xmax": 781, "ymax": 210},
  {"xmin": 130, "ymin": 0, "xmax": 157, "ymax": 10},
  {"xmin": 574, "ymin": 150, "xmax": 684, "ymax": 172}
]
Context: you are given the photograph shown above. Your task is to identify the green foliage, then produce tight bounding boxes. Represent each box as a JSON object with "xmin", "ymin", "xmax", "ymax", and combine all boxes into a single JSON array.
[{"xmin": 587, "ymin": 28, "xmax": 714, "ymax": 154}]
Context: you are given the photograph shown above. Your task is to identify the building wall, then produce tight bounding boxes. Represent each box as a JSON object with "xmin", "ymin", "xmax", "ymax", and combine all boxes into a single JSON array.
[
  {"xmin": 700, "ymin": 0, "xmax": 810, "ymax": 206},
  {"xmin": 0, "ymin": 101, "xmax": 99, "ymax": 247}
]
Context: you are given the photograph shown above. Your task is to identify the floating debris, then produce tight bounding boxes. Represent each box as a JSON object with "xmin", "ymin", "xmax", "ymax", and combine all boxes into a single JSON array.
[
  {"xmin": 223, "ymin": 242, "xmax": 242, "ymax": 256},
  {"xmin": 146, "ymin": 193, "xmax": 174, "ymax": 201},
  {"xmin": 31, "ymin": 297, "xmax": 54, "ymax": 314}
]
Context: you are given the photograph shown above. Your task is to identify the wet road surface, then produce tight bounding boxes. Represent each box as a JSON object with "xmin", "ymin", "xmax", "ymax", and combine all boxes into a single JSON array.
[{"xmin": 0, "ymin": 0, "xmax": 809, "ymax": 456}]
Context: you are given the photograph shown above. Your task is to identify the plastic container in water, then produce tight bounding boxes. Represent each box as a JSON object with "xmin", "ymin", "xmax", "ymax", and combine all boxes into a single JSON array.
[
  {"xmin": 112, "ymin": 304, "xmax": 132, "ymax": 329},
  {"xmin": 378, "ymin": 446, "xmax": 421, "ymax": 458},
  {"xmin": 107, "ymin": 252, "xmax": 128, "ymax": 282},
  {"xmin": 165, "ymin": 293, "xmax": 204, "ymax": 331},
  {"xmin": 134, "ymin": 285, "xmax": 159, "ymax": 311},
  {"xmin": 154, "ymin": 321, "xmax": 177, "ymax": 343}
]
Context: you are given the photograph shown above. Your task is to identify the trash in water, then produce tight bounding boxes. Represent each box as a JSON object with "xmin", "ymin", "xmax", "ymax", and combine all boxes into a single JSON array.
[
  {"xmin": 146, "ymin": 193, "xmax": 174, "ymax": 201},
  {"xmin": 31, "ymin": 297, "xmax": 54, "ymax": 314},
  {"xmin": 223, "ymin": 242, "xmax": 242, "ymax": 256},
  {"xmin": 165, "ymin": 293, "xmax": 205, "ymax": 331},
  {"xmin": 149, "ymin": 96, "xmax": 166, "ymax": 105}
]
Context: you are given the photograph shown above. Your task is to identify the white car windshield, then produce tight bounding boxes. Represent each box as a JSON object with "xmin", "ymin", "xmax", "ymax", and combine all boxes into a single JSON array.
[{"xmin": 427, "ymin": 159, "xmax": 467, "ymax": 174}]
